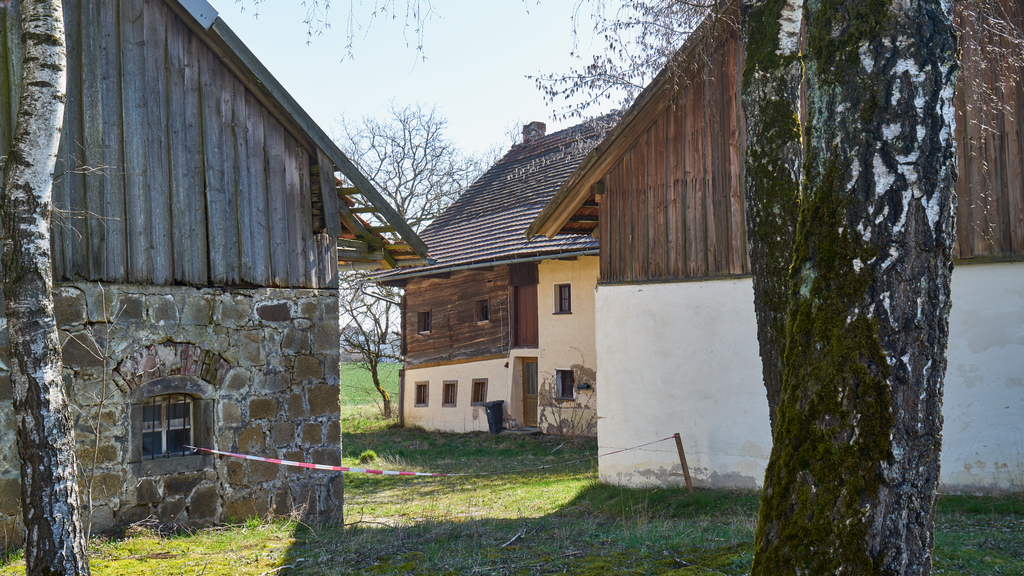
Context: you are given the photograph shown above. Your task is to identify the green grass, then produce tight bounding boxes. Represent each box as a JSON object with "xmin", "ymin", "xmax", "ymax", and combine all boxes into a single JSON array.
[
  {"xmin": 339, "ymin": 362, "xmax": 400, "ymax": 408},
  {"xmin": 1, "ymin": 369, "xmax": 1021, "ymax": 575}
]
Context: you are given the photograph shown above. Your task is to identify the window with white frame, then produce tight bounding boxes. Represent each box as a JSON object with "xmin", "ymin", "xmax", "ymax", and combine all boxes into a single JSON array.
[{"xmin": 141, "ymin": 394, "xmax": 193, "ymax": 459}]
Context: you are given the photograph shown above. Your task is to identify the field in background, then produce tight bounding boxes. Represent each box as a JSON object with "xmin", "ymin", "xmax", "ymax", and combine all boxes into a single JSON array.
[
  {"xmin": 1, "ymin": 367, "xmax": 1021, "ymax": 575},
  {"xmin": 339, "ymin": 362, "xmax": 400, "ymax": 408}
]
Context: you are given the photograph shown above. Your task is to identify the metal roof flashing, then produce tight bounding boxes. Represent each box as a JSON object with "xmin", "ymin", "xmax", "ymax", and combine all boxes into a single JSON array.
[{"xmin": 179, "ymin": 0, "xmax": 218, "ymax": 29}]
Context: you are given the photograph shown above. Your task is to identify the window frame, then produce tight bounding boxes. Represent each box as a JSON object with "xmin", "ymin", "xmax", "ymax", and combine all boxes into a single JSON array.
[
  {"xmin": 471, "ymin": 379, "xmax": 488, "ymax": 406},
  {"xmin": 417, "ymin": 310, "xmax": 432, "ymax": 334},
  {"xmin": 414, "ymin": 381, "xmax": 429, "ymax": 407},
  {"xmin": 442, "ymin": 380, "xmax": 458, "ymax": 407},
  {"xmin": 554, "ymin": 283, "xmax": 572, "ymax": 314},
  {"xmin": 555, "ymin": 369, "xmax": 575, "ymax": 400},
  {"xmin": 475, "ymin": 299, "xmax": 490, "ymax": 323},
  {"xmin": 129, "ymin": 375, "xmax": 214, "ymax": 476},
  {"xmin": 142, "ymin": 394, "xmax": 194, "ymax": 460}
]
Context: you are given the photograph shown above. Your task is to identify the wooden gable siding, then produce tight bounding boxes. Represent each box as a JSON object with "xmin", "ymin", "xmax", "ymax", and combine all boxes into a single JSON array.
[
  {"xmin": 0, "ymin": 0, "xmax": 337, "ymax": 289},
  {"xmin": 952, "ymin": 1, "xmax": 1024, "ymax": 260},
  {"xmin": 597, "ymin": 3, "xmax": 1024, "ymax": 285},
  {"xmin": 404, "ymin": 267, "xmax": 511, "ymax": 367},
  {"xmin": 599, "ymin": 20, "xmax": 745, "ymax": 284}
]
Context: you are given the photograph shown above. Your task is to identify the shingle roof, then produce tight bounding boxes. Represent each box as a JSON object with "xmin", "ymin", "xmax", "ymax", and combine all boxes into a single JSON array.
[{"xmin": 377, "ymin": 116, "xmax": 617, "ymax": 280}]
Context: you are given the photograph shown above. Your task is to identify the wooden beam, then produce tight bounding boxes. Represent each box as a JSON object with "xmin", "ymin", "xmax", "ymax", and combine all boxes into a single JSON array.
[
  {"xmin": 316, "ymin": 148, "xmax": 342, "ymax": 239},
  {"xmin": 569, "ymin": 215, "xmax": 600, "ymax": 223},
  {"xmin": 350, "ymin": 207, "xmax": 378, "ymax": 213},
  {"xmin": 338, "ymin": 186, "xmax": 360, "ymax": 196},
  {"xmin": 368, "ymin": 226, "xmax": 396, "ymax": 234}
]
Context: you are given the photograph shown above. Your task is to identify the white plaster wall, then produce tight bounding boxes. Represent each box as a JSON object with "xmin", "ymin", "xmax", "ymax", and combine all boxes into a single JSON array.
[
  {"xmin": 403, "ymin": 358, "xmax": 511, "ymax": 432},
  {"xmin": 941, "ymin": 261, "xmax": 1024, "ymax": 491},
  {"xmin": 595, "ymin": 277, "xmax": 770, "ymax": 488},
  {"xmin": 537, "ymin": 257, "xmax": 599, "ymax": 435},
  {"xmin": 596, "ymin": 261, "xmax": 1024, "ymax": 491}
]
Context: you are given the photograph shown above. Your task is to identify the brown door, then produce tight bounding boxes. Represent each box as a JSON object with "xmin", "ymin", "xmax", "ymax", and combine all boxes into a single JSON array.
[
  {"xmin": 522, "ymin": 359, "xmax": 538, "ymax": 427},
  {"xmin": 513, "ymin": 284, "xmax": 538, "ymax": 348}
]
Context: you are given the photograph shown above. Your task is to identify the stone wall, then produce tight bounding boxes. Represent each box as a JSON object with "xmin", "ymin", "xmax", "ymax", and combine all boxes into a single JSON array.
[{"xmin": 0, "ymin": 282, "xmax": 342, "ymax": 549}]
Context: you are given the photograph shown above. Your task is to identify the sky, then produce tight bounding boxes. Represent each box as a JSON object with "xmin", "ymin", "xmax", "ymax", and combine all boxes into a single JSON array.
[{"xmin": 213, "ymin": 1, "xmax": 617, "ymax": 155}]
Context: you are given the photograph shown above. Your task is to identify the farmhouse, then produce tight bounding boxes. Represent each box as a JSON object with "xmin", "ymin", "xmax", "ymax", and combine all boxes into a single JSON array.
[
  {"xmin": 0, "ymin": 0, "xmax": 426, "ymax": 547},
  {"xmin": 379, "ymin": 119, "xmax": 616, "ymax": 436},
  {"xmin": 529, "ymin": 7, "xmax": 1024, "ymax": 490}
]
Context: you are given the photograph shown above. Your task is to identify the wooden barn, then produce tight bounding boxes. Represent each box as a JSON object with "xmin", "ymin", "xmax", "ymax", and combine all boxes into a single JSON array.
[
  {"xmin": 0, "ymin": 0, "xmax": 426, "ymax": 546},
  {"xmin": 379, "ymin": 119, "xmax": 616, "ymax": 436},
  {"xmin": 530, "ymin": 5, "xmax": 1024, "ymax": 490}
]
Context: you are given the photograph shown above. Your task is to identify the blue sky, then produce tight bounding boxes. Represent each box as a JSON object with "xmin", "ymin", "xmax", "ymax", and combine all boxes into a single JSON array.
[{"xmin": 215, "ymin": 1, "xmax": 616, "ymax": 155}]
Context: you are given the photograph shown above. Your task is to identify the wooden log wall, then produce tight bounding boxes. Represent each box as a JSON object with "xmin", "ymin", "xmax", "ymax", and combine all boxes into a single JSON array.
[
  {"xmin": 598, "ymin": 4, "xmax": 1024, "ymax": 285},
  {"xmin": 0, "ymin": 0, "xmax": 337, "ymax": 289},
  {"xmin": 599, "ymin": 20, "xmax": 746, "ymax": 284},
  {"xmin": 404, "ymin": 267, "xmax": 511, "ymax": 367}
]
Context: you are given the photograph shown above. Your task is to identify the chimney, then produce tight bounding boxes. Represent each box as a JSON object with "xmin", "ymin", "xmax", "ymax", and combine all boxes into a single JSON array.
[{"xmin": 522, "ymin": 121, "xmax": 546, "ymax": 144}]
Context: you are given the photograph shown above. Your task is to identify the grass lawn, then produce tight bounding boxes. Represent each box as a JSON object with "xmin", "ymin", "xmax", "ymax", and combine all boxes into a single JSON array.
[{"xmin": 1, "ymin": 366, "xmax": 1021, "ymax": 574}]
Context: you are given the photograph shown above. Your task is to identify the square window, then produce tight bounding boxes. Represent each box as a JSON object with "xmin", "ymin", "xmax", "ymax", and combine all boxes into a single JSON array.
[
  {"xmin": 471, "ymin": 379, "xmax": 487, "ymax": 405},
  {"xmin": 556, "ymin": 369, "xmax": 575, "ymax": 399},
  {"xmin": 442, "ymin": 381, "xmax": 457, "ymax": 407},
  {"xmin": 555, "ymin": 284, "xmax": 572, "ymax": 314},
  {"xmin": 141, "ymin": 395, "xmax": 193, "ymax": 459},
  {"xmin": 417, "ymin": 310, "xmax": 432, "ymax": 333},
  {"xmin": 475, "ymin": 299, "xmax": 490, "ymax": 322},
  {"xmin": 415, "ymin": 382, "xmax": 429, "ymax": 407}
]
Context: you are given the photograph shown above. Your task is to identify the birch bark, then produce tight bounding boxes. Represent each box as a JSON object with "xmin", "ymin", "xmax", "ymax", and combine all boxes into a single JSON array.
[
  {"xmin": 740, "ymin": 0, "xmax": 805, "ymax": 434},
  {"xmin": 749, "ymin": 0, "xmax": 957, "ymax": 573},
  {"xmin": 1, "ymin": 0, "xmax": 91, "ymax": 573}
]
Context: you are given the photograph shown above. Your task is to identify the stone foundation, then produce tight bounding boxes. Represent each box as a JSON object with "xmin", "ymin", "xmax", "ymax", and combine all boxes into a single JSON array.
[{"xmin": 0, "ymin": 282, "xmax": 342, "ymax": 549}]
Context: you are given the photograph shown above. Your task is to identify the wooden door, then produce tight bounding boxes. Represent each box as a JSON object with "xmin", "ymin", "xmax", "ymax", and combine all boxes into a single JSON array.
[{"xmin": 522, "ymin": 359, "xmax": 538, "ymax": 427}]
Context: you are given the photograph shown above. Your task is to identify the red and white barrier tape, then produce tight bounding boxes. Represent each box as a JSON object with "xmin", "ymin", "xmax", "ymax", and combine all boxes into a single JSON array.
[
  {"xmin": 186, "ymin": 435, "xmax": 676, "ymax": 478},
  {"xmin": 186, "ymin": 446, "xmax": 451, "ymax": 477}
]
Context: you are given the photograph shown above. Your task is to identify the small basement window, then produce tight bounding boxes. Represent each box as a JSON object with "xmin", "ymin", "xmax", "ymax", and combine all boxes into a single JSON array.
[
  {"xmin": 442, "ymin": 380, "xmax": 457, "ymax": 407},
  {"xmin": 556, "ymin": 369, "xmax": 575, "ymax": 400},
  {"xmin": 475, "ymin": 299, "xmax": 490, "ymax": 322},
  {"xmin": 142, "ymin": 394, "xmax": 193, "ymax": 459},
  {"xmin": 415, "ymin": 382, "xmax": 429, "ymax": 407},
  {"xmin": 417, "ymin": 310, "xmax": 432, "ymax": 333},
  {"xmin": 554, "ymin": 284, "xmax": 572, "ymax": 314},
  {"xmin": 471, "ymin": 379, "xmax": 487, "ymax": 405}
]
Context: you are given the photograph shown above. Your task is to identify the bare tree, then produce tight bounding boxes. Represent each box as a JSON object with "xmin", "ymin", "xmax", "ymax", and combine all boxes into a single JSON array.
[
  {"xmin": 531, "ymin": 0, "xmax": 715, "ymax": 119},
  {"xmin": 339, "ymin": 279, "xmax": 403, "ymax": 417},
  {"xmin": 336, "ymin": 101, "xmax": 482, "ymax": 231},
  {"xmin": 335, "ymin": 103, "xmax": 482, "ymax": 414},
  {"xmin": 1, "ymin": 0, "xmax": 91, "ymax": 573}
]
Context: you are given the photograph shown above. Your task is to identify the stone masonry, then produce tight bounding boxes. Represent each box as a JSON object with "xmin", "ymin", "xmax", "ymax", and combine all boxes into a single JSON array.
[{"xmin": 0, "ymin": 282, "xmax": 342, "ymax": 550}]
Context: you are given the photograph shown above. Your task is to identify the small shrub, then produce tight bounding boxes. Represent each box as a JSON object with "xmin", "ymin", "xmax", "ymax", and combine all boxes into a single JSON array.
[{"xmin": 359, "ymin": 450, "xmax": 378, "ymax": 464}]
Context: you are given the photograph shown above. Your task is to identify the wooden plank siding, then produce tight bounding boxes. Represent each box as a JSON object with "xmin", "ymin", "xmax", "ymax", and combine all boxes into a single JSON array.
[
  {"xmin": 0, "ymin": 0, "xmax": 336, "ymax": 289},
  {"xmin": 596, "ymin": 3, "xmax": 1024, "ymax": 285},
  {"xmin": 404, "ymin": 267, "xmax": 513, "ymax": 367},
  {"xmin": 599, "ymin": 21, "xmax": 747, "ymax": 284},
  {"xmin": 952, "ymin": 0, "xmax": 1024, "ymax": 261}
]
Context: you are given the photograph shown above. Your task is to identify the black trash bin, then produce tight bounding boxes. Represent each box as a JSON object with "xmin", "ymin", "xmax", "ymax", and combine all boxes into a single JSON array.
[{"xmin": 482, "ymin": 400, "xmax": 504, "ymax": 434}]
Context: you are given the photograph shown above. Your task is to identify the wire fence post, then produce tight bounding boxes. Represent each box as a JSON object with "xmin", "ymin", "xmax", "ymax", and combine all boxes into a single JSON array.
[{"xmin": 673, "ymin": 432, "xmax": 693, "ymax": 492}]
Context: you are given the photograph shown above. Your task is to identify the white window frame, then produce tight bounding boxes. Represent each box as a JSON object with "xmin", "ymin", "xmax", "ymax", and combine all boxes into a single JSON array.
[{"xmin": 142, "ymin": 394, "xmax": 193, "ymax": 459}]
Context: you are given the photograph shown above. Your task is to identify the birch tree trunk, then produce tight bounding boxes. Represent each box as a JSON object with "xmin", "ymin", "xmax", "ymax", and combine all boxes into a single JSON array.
[
  {"xmin": 1, "ymin": 0, "xmax": 91, "ymax": 573},
  {"xmin": 750, "ymin": 0, "xmax": 957, "ymax": 573},
  {"xmin": 740, "ymin": 0, "xmax": 804, "ymax": 435}
]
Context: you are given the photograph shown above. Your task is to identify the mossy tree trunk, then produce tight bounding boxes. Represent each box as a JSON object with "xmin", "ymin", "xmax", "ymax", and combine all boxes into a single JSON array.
[
  {"xmin": 740, "ymin": 0, "xmax": 805, "ymax": 435},
  {"xmin": 749, "ymin": 1, "xmax": 957, "ymax": 574},
  {"xmin": 1, "ymin": 0, "xmax": 91, "ymax": 574}
]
